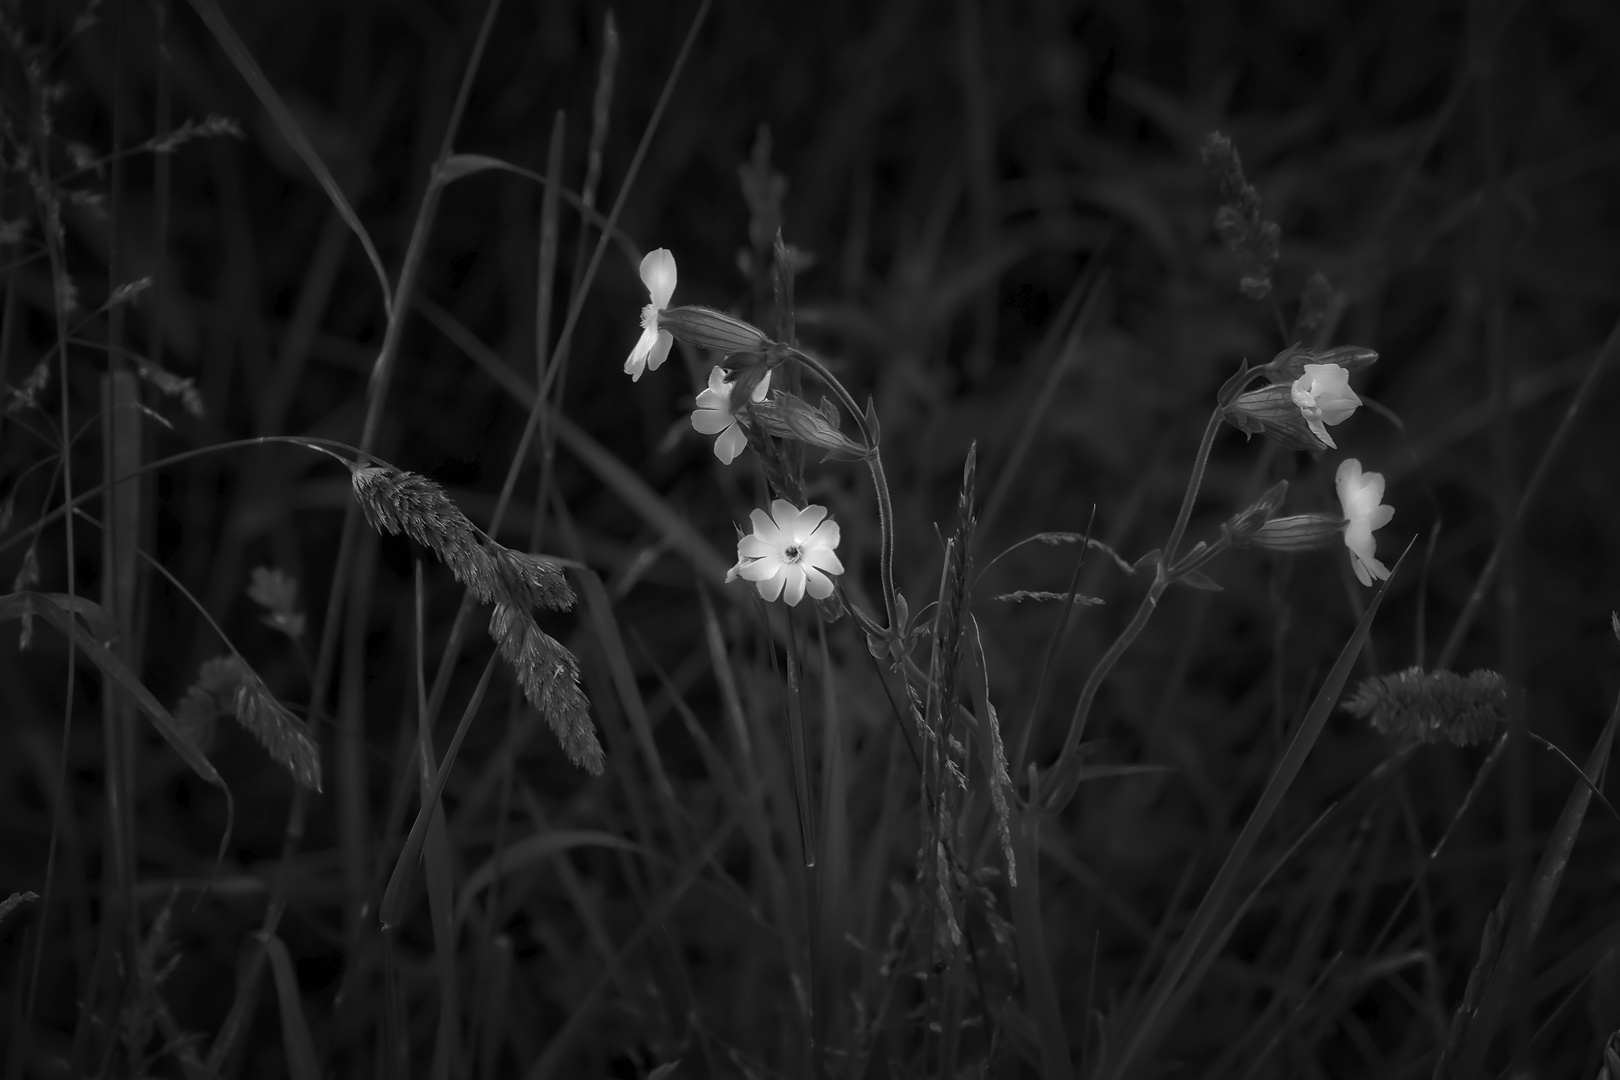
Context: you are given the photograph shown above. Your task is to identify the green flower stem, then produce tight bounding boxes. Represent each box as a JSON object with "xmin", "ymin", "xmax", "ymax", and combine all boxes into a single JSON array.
[
  {"xmin": 785, "ymin": 346, "xmax": 898, "ymax": 633},
  {"xmin": 1164, "ymin": 405, "xmax": 1225, "ymax": 568},
  {"xmin": 1040, "ymin": 402, "xmax": 1227, "ymax": 811}
]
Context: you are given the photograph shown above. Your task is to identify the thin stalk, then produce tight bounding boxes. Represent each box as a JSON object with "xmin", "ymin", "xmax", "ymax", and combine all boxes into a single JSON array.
[
  {"xmin": 1164, "ymin": 406, "xmax": 1224, "ymax": 566},
  {"xmin": 1042, "ymin": 403, "xmax": 1225, "ymax": 809}
]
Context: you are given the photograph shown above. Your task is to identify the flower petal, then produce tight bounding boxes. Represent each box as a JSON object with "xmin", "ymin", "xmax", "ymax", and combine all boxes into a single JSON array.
[
  {"xmin": 714, "ymin": 425, "xmax": 746, "ymax": 464},
  {"xmin": 780, "ymin": 565, "xmax": 807, "ymax": 606},
  {"xmin": 755, "ymin": 571, "xmax": 785, "ymax": 603},
  {"xmin": 769, "ymin": 499, "xmax": 800, "ymax": 532},
  {"xmin": 793, "ymin": 504, "xmax": 829, "ymax": 535},
  {"xmin": 808, "ymin": 517, "xmax": 841, "ymax": 550},
  {"xmin": 639, "ymin": 248, "xmax": 677, "ymax": 308},
  {"xmin": 624, "ymin": 326, "xmax": 660, "ymax": 380},
  {"xmin": 804, "ymin": 546, "xmax": 844, "ymax": 576},
  {"xmin": 739, "ymin": 555, "xmax": 785, "ymax": 581},
  {"xmin": 803, "ymin": 566, "xmax": 835, "ymax": 600},
  {"xmin": 738, "ymin": 535, "xmax": 775, "ymax": 558},
  {"xmin": 749, "ymin": 507, "xmax": 786, "ymax": 546},
  {"xmin": 647, "ymin": 330, "xmax": 673, "ymax": 373},
  {"xmin": 691, "ymin": 408, "xmax": 732, "ymax": 435}
]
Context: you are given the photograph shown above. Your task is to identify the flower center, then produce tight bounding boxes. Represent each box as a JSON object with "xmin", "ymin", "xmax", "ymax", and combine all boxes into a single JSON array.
[
  {"xmin": 784, "ymin": 544, "xmax": 802, "ymax": 563},
  {"xmin": 640, "ymin": 303, "xmax": 659, "ymax": 330}
]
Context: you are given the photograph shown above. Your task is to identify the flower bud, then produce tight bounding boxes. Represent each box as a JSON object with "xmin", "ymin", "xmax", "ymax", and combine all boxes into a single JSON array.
[
  {"xmin": 1222, "ymin": 479, "xmax": 1289, "ymax": 544},
  {"xmin": 1221, "ymin": 384, "xmax": 1328, "ymax": 451},
  {"xmin": 1263, "ymin": 344, "xmax": 1378, "ymax": 385},
  {"xmin": 1241, "ymin": 513, "xmax": 1346, "ymax": 552},
  {"xmin": 753, "ymin": 393, "xmax": 868, "ymax": 460},
  {"xmin": 658, "ymin": 305, "xmax": 773, "ymax": 357}
]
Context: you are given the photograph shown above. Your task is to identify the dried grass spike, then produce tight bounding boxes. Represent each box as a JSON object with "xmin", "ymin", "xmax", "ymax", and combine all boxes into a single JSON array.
[
  {"xmin": 1343, "ymin": 666, "xmax": 1507, "ymax": 746},
  {"xmin": 489, "ymin": 603, "xmax": 602, "ymax": 774},
  {"xmin": 231, "ymin": 674, "xmax": 322, "ymax": 792},
  {"xmin": 350, "ymin": 465, "xmax": 485, "ymax": 589},
  {"xmin": 486, "ymin": 547, "xmax": 576, "ymax": 613}
]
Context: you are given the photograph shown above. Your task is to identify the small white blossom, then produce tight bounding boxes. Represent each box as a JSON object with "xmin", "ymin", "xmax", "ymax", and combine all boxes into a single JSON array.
[
  {"xmin": 726, "ymin": 499, "xmax": 844, "ymax": 606},
  {"xmin": 1336, "ymin": 458, "xmax": 1394, "ymax": 586},
  {"xmin": 691, "ymin": 366, "xmax": 770, "ymax": 464},
  {"xmin": 624, "ymin": 248, "xmax": 677, "ymax": 381},
  {"xmin": 1290, "ymin": 363, "xmax": 1361, "ymax": 449}
]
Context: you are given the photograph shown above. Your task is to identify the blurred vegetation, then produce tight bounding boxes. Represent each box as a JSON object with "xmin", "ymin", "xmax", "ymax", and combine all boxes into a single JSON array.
[{"xmin": 2, "ymin": 0, "xmax": 1619, "ymax": 1076}]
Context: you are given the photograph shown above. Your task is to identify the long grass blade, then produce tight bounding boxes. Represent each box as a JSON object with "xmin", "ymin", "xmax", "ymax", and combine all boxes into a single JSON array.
[
  {"xmin": 1447, "ymin": 685, "xmax": 1620, "ymax": 1077},
  {"xmin": 184, "ymin": 0, "xmax": 392, "ymax": 315},
  {"xmin": 1101, "ymin": 547, "xmax": 1408, "ymax": 1079},
  {"xmin": 256, "ymin": 932, "xmax": 321, "ymax": 1080}
]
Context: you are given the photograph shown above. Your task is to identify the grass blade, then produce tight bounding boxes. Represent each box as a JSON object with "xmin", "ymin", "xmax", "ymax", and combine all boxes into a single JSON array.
[
  {"xmin": 256, "ymin": 932, "xmax": 321, "ymax": 1080},
  {"xmin": 185, "ymin": 0, "xmax": 392, "ymax": 315},
  {"xmin": 1101, "ymin": 546, "xmax": 1409, "ymax": 1079}
]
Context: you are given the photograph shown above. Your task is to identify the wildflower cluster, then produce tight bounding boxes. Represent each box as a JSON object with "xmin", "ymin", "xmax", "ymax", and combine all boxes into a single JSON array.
[
  {"xmin": 620, "ymin": 248, "xmax": 875, "ymax": 611},
  {"xmin": 1216, "ymin": 341, "xmax": 1395, "ymax": 586}
]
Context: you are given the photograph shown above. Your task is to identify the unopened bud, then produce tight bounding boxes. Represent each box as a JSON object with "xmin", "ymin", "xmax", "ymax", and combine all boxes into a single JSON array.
[
  {"xmin": 1242, "ymin": 513, "xmax": 1345, "ymax": 552},
  {"xmin": 1222, "ymin": 384, "xmax": 1328, "ymax": 451},
  {"xmin": 658, "ymin": 305, "xmax": 773, "ymax": 357},
  {"xmin": 754, "ymin": 393, "xmax": 867, "ymax": 460},
  {"xmin": 1223, "ymin": 479, "xmax": 1289, "ymax": 544},
  {"xmin": 1263, "ymin": 344, "xmax": 1378, "ymax": 385}
]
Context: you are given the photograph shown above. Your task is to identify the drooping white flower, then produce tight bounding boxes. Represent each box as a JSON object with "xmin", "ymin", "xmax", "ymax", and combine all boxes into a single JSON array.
[
  {"xmin": 1336, "ymin": 457, "xmax": 1394, "ymax": 586},
  {"xmin": 726, "ymin": 499, "xmax": 844, "ymax": 606},
  {"xmin": 1290, "ymin": 363, "xmax": 1362, "ymax": 449},
  {"xmin": 691, "ymin": 366, "xmax": 770, "ymax": 464},
  {"xmin": 624, "ymin": 248, "xmax": 677, "ymax": 381}
]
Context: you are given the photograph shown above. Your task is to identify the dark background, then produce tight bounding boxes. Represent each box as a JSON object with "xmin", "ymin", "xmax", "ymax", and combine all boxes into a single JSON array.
[{"xmin": 3, "ymin": 0, "xmax": 1620, "ymax": 1076}]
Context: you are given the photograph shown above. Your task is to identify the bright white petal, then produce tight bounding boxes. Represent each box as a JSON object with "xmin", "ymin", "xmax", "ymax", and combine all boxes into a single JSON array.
[
  {"xmin": 751, "ymin": 370, "xmax": 772, "ymax": 402},
  {"xmin": 706, "ymin": 366, "xmax": 729, "ymax": 394},
  {"xmin": 739, "ymin": 553, "xmax": 785, "ymax": 581},
  {"xmin": 780, "ymin": 565, "xmax": 807, "ymax": 606},
  {"xmin": 755, "ymin": 572, "xmax": 785, "ymax": 602},
  {"xmin": 738, "ymin": 535, "xmax": 775, "ymax": 558},
  {"xmin": 625, "ymin": 326, "xmax": 659, "ymax": 380},
  {"xmin": 647, "ymin": 331, "xmax": 673, "ymax": 372},
  {"xmin": 691, "ymin": 408, "xmax": 732, "ymax": 435},
  {"xmin": 714, "ymin": 425, "xmax": 746, "ymax": 463},
  {"xmin": 808, "ymin": 518, "xmax": 841, "ymax": 550},
  {"xmin": 804, "ymin": 547, "xmax": 844, "ymax": 575},
  {"xmin": 803, "ymin": 566, "xmax": 834, "ymax": 600},
  {"xmin": 640, "ymin": 248, "xmax": 677, "ymax": 308},
  {"xmin": 769, "ymin": 499, "xmax": 799, "ymax": 532},
  {"xmin": 749, "ymin": 507, "xmax": 785, "ymax": 546},
  {"xmin": 794, "ymin": 504, "xmax": 829, "ymax": 534}
]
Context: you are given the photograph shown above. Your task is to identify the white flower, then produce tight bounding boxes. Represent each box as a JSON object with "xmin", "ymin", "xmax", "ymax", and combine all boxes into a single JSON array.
[
  {"xmin": 726, "ymin": 499, "xmax": 844, "ymax": 606},
  {"xmin": 624, "ymin": 248, "xmax": 677, "ymax": 381},
  {"xmin": 1290, "ymin": 363, "xmax": 1362, "ymax": 449},
  {"xmin": 1336, "ymin": 458, "xmax": 1394, "ymax": 586},
  {"xmin": 691, "ymin": 366, "xmax": 770, "ymax": 464}
]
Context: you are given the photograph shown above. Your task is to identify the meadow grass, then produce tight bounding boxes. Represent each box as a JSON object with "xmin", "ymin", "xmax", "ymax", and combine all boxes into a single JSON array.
[{"xmin": 2, "ymin": 1, "xmax": 1620, "ymax": 1078}]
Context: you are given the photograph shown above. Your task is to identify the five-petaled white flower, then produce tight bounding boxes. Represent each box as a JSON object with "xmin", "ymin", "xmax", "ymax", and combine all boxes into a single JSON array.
[
  {"xmin": 624, "ymin": 248, "xmax": 677, "ymax": 381},
  {"xmin": 1336, "ymin": 457, "xmax": 1394, "ymax": 586},
  {"xmin": 1291, "ymin": 363, "xmax": 1362, "ymax": 449},
  {"xmin": 726, "ymin": 499, "xmax": 844, "ymax": 606},
  {"xmin": 691, "ymin": 366, "xmax": 770, "ymax": 464}
]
